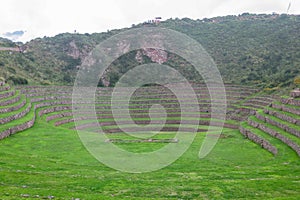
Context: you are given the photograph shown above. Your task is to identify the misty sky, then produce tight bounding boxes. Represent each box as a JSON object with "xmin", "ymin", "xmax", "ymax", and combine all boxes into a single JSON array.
[{"xmin": 1, "ymin": 0, "xmax": 300, "ymax": 42}]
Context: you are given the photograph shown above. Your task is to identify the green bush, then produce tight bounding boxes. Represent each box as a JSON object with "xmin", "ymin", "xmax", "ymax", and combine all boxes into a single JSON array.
[{"xmin": 7, "ymin": 76, "xmax": 28, "ymax": 85}]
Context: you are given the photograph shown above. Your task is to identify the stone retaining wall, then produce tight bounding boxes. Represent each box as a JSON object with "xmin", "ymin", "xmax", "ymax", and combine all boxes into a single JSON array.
[
  {"xmin": 0, "ymin": 85, "xmax": 10, "ymax": 92},
  {"xmin": 0, "ymin": 90, "xmax": 15, "ymax": 99},
  {"xmin": 56, "ymin": 116, "xmax": 237, "ymax": 129},
  {"xmin": 0, "ymin": 99, "xmax": 26, "ymax": 113},
  {"xmin": 37, "ymin": 105, "xmax": 72, "ymax": 117},
  {"xmin": 247, "ymin": 118, "xmax": 300, "ymax": 157},
  {"xmin": 280, "ymin": 98, "xmax": 300, "ymax": 107},
  {"xmin": 242, "ymin": 103, "xmax": 264, "ymax": 109},
  {"xmin": 239, "ymin": 126, "xmax": 278, "ymax": 155},
  {"xmin": 244, "ymin": 99, "xmax": 272, "ymax": 106},
  {"xmin": 0, "ymin": 95, "xmax": 21, "ymax": 106},
  {"xmin": 46, "ymin": 112, "xmax": 73, "ymax": 122},
  {"xmin": 25, "ymin": 92, "xmax": 71, "ymax": 98},
  {"xmin": 256, "ymin": 112, "xmax": 300, "ymax": 138},
  {"xmin": 271, "ymin": 103, "xmax": 300, "ymax": 115},
  {"xmin": 0, "ymin": 114, "xmax": 35, "ymax": 140},
  {"xmin": 30, "ymin": 96, "xmax": 71, "ymax": 103},
  {"xmin": 0, "ymin": 103, "xmax": 32, "ymax": 124},
  {"xmin": 264, "ymin": 109, "xmax": 300, "ymax": 126}
]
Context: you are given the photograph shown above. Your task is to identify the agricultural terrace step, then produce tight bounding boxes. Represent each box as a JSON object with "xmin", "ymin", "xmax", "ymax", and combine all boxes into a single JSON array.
[
  {"xmin": 44, "ymin": 103, "xmax": 195, "ymax": 111},
  {"xmin": 0, "ymin": 105, "xmax": 36, "ymax": 140},
  {"xmin": 0, "ymin": 90, "xmax": 15, "ymax": 99},
  {"xmin": 0, "ymin": 91, "xmax": 21, "ymax": 106},
  {"xmin": 73, "ymin": 99, "xmax": 229, "ymax": 105},
  {"xmin": 0, "ymin": 114, "xmax": 35, "ymax": 140},
  {"xmin": 251, "ymin": 96, "xmax": 276, "ymax": 101},
  {"xmin": 19, "ymin": 84, "xmax": 257, "ymax": 90},
  {"xmin": 241, "ymin": 103, "xmax": 266, "ymax": 109},
  {"xmin": 71, "ymin": 122, "xmax": 209, "ymax": 133},
  {"xmin": 41, "ymin": 105, "xmax": 236, "ymax": 116},
  {"xmin": 271, "ymin": 102, "xmax": 300, "ymax": 115},
  {"xmin": 46, "ymin": 110, "xmax": 236, "ymax": 123},
  {"xmin": 247, "ymin": 117, "xmax": 300, "ymax": 156},
  {"xmin": 235, "ymin": 107, "xmax": 256, "ymax": 114},
  {"xmin": 0, "ymin": 102, "xmax": 32, "ymax": 125},
  {"xmin": 23, "ymin": 92, "xmax": 246, "ymax": 102},
  {"xmin": 46, "ymin": 112, "xmax": 73, "ymax": 121},
  {"xmin": 54, "ymin": 115, "xmax": 232, "ymax": 126},
  {"xmin": 255, "ymin": 112, "xmax": 300, "ymax": 138},
  {"xmin": 37, "ymin": 105, "xmax": 72, "ymax": 117},
  {"xmin": 18, "ymin": 85, "xmax": 258, "ymax": 95},
  {"xmin": 25, "ymin": 92, "xmax": 71, "ymax": 98},
  {"xmin": 24, "ymin": 91, "xmax": 250, "ymax": 100},
  {"xmin": 0, "ymin": 99, "xmax": 26, "ymax": 113},
  {"xmin": 241, "ymin": 122, "xmax": 286, "ymax": 149},
  {"xmin": 239, "ymin": 125, "xmax": 278, "ymax": 155},
  {"xmin": 28, "ymin": 98, "xmax": 238, "ymax": 112},
  {"xmin": 0, "ymin": 84, "xmax": 10, "ymax": 92},
  {"xmin": 264, "ymin": 107, "xmax": 300, "ymax": 126},
  {"xmin": 95, "ymin": 91, "xmax": 253, "ymax": 98},
  {"xmin": 25, "ymin": 94, "xmax": 244, "ymax": 104},
  {"xmin": 280, "ymin": 98, "xmax": 300, "ymax": 107},
  {"xmin": 70, "ymin": 120, "xmax": 237, "ymax": 131},
  {"xmin": 29, "ymin": 96, "xmax": 71, "ymax": 103},
  {"xmin": 243, "ymin": 99, "xmax": 273, "ymax": 106}
]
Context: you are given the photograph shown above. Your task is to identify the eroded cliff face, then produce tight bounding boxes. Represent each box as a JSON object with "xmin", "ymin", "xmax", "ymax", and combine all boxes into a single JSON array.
[
  {"xmin": 67, "ymin": 41, "xmax": 80, "ymax": 59},
  {"xmin": 135, "ymin": 48, "xmax": 168, "ymax": 64}
]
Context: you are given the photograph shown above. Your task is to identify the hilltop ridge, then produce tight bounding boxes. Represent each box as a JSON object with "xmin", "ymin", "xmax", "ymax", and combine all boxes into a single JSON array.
[{"xmin": 0, "ymin": 13, "xmax": 299, "ymax": 93}]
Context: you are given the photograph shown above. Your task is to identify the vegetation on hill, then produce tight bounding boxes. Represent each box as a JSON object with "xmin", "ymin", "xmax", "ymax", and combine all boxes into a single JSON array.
[{"xmin": 0, "ymin": 13, "xmax": 299, "ymax": 92}]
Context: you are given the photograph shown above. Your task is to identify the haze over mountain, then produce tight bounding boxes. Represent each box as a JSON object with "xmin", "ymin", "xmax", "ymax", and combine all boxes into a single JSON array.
[{"xmin": 0, "ymin": 13, "xmax": 299, "ymax": 92}]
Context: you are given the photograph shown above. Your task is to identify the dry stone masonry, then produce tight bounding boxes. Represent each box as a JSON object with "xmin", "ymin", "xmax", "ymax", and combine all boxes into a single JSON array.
[{"xmin": 240, "ymin": 96, "xmax": 300, "ymax": 157}]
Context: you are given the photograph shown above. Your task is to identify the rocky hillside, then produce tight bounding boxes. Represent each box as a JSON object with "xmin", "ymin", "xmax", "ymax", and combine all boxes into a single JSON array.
[{"xmin": 0, "ymin": 13, "xmax": 300, "ymax": 91}]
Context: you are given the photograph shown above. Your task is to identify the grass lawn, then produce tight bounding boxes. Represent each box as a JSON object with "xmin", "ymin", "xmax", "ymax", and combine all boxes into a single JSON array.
[{"xmin": 0, "ymin": 117, "xmax": 300, "ymax": 199}]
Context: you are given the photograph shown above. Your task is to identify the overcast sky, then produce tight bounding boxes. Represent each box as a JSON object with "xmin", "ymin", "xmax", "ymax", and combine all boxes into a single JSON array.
[{"xmin": 1, "ymin": 0, "xmax": 300, "ymax": 43}]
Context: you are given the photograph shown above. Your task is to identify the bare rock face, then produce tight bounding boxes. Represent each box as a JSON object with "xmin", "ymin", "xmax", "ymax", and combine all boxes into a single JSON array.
[
  {"xmin": 68, "ymin": 41, "xmax": 80, "ymax": 59},
  {"xmin": 136, "ymin": 48, "xmax": 168, "ymax": 64},
  {"xmin": 67, "ymin": 40, "xmax": 95, "ymax": 61}
]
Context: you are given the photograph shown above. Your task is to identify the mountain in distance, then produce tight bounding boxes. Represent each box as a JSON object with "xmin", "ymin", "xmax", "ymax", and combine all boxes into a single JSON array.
[{"xmin": 0, "ymin": 13, "xmax": 300, "ymax": 92}]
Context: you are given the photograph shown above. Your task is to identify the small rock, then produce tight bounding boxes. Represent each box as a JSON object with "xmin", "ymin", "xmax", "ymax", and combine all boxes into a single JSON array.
[
  {"xmin": 21, "ymin": 194, "xmax": 30, "ymax": 198},
  {"xmin": 42, "ymin": 196, "xmax": 55, "ymax": 199}
]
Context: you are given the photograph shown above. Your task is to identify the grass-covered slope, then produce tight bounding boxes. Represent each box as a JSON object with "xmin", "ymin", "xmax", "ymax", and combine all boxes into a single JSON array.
[
  {"xmin": 0, "ymin": 83, "xmax": 35, "ymax": 139},
  {"xmin": 0, "ymin": 120, "xmax": 300, "ymax": 199},
  {"xmin": 240, "ymin": 96, "xmax": 300, "ymax": 157},
  {"xmin": 0, "ymin": 84, "xmax": 300, "ymax": 198},
  {"xmin": 0, "ymin": 13, "xmax": 300, "ymax": 90}
]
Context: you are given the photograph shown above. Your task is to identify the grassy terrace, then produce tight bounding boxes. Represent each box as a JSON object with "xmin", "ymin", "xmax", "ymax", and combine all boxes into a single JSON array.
[
  {"xmin": 0, "ymin": 95, "xmax": 25, "ymax": 110},
  {"xmin": 273, "ymin": 101, "xmax": 300, "ymax": 110},
  {"xmin": 249, "ymin": 115, "xmax": 300, "ymax": 147},
  {"xmin": 0, "ymin": 99, "xmax": 30, "ymax": 119},
  {"xmin": 240, "ymin": 122, "xmax": 297, "ymax": 157},
  {"xmin": 258, "ymin": 111, "xmax": 300, "ymax": 136},
  {"xmin": 265, "ymin": 106, "xmax": 300, "ymax": 121},
  {"xmin": 0, "ymin": 103, "xmax": 35, "ymax": 132},
  {"xmin": 0, "ymin": 85, "xmax": 299, "ymax": 199},
  {"xmin": 0, "ymin": 90, "xmax": 20, "ymax": 102}
]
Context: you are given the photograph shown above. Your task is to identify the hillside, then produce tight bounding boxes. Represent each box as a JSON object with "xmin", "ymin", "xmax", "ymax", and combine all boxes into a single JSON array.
[{"xmin": 0, "ymin": 13, "xmax": 300, "ymax": 91}]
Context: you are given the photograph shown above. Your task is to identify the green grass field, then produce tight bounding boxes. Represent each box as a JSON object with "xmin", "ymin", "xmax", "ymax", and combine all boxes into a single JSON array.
[{"xmin": 0, "ymin": 115, "xmax": 300, "ymax": 199}]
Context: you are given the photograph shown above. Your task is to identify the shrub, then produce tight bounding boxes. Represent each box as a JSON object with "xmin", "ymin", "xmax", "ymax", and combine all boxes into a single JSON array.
[
  {"xmin": 7, "ymin": 76, "xmax": 28, "ymax": 85},
  {"xmin": 294, "ymin": 76, "xmax": 300, "ymax": 85}
]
